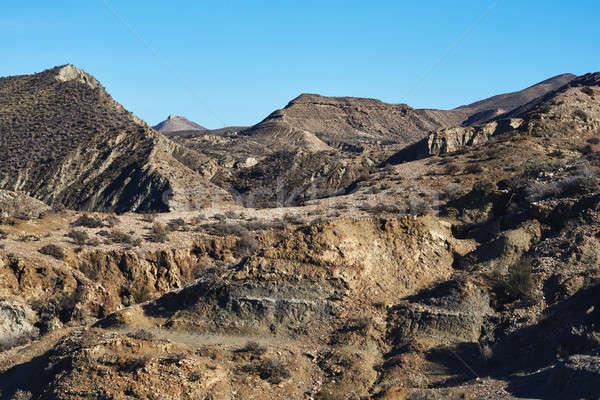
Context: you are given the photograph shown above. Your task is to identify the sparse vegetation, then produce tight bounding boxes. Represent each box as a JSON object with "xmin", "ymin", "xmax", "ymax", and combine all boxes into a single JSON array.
[
  {"xmin": 236, "ymin": 341, "xmax": 267, "ymax": 355},
  {"xmin": 141, "ymin": 213, "xmax": 157, "ymax": 223},
  {"xmin": 67, "ymin": 229, "xmax": 89, "ymax": 246},
  {"xmin": 464, "ymin": 163, "xmax": 484, "ymax": 174},
  {"xmin": 38, "ymin": 244, "xmax": 65, "ymax": 260},
  {"xmin": 147, "ymin": 223, "xmax": 169, "ymax": 242},
  {"xmin": 241, "ymin": 358, "xmax": 291, "ymax": 384},
  {"xmin": 167, "ymin": 218, "xmax": 187, "ymax": 232},
  {"xmin": 444, "ymin": 163, "xmax": 460, "ymax": 174},
  {"xmin": 107, "ymin": 230, "xmax": 134, "ymax": 244},
  {"xmin": 131, "ymin": 286, "xmax": 152, "ymax": 303},
  {"xmin": 72, "ymin": 215, "xmax": 104, "ymax": 228},
  {"xmin": 127, "ymin": 329, "xmax": 155, "ymax": 341},
  {"xmin": 121, "ymin": 355, "xmax": 151, "ymax": 372},
  {"xmin": 105, "ymin": 215, "xmax": 120, "ymax": 227},
  {"xmin": 581, "ymin": 86, "xmax": 595, "ymax": 97}
]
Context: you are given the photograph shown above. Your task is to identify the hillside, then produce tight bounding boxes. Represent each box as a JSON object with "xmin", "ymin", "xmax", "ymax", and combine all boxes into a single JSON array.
[
  {"xmin": 231, "ymin": 74, "xmax": 575, "ymax": 153},
  {"xmin": 241, "ymin": 94, "xmax": 465, "ymax": 151},
  {"xmin": 0, "ymin": 65, "xmax": 229, "ymax": 213},
  {"xmin": 456, "ymin": 73, "xmax": 576, "ymax": 125},
  {"xmin": 387, "ymin": 72, "xmax": 600, "ymax": 163}
]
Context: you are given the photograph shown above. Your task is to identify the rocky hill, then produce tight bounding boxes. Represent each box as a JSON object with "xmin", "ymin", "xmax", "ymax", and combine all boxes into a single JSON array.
[
  {"xmin": 455, "ymin": 73, "xmax": 576, "ymax": 125},
  {"xmin": 233, "ymin": 74, "xmax": 575, "ymax": 153},
  {"xmin": 0, "ymin": 65, "xmax": 229, "ymax": 213},
  {"xmin": 153, "ymin": 114, "xmax": 207, "ymax": 134},
  {"xmin": 387, "ymin": 73, "xmax": 597, "ymax": 164},
  {"xmin": 241, "ymin": 94, "xmax": 465, "ymax": 151},
  {"xmin": 1, "ymin": 69, "xmax": 600, "ymax": 399}
]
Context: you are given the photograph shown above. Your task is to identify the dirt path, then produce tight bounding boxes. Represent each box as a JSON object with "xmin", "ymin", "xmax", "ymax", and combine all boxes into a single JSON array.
[{"xmin": 110, "ymin": 326, "xmax": 312, "ymax": 352}]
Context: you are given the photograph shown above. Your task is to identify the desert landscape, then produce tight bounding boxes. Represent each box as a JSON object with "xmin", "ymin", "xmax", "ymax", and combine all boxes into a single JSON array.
[{"xmin": 0, "ymin": 62, "xmax": 599, "ymax": 399}]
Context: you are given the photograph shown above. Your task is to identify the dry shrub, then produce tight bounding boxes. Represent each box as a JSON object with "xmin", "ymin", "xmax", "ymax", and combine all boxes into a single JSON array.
[
  {"xmin": 67, "ymin": 229, "xmax": 88, "ymax": 246},
  {"xmin": 108, "ymin": 230, "xmax": 133, "ymax": 244},
  {"xmin": 120, "ymin": 355, "xmax": 151, "ymax": 372},
  {"xmin": 38, "ymin": 244, "xmax": 65, "ymax": 260},
  {"xmin": 72, "ymin": 214, "xmax": 103, "ymax": 228},
  {"xmin": 236, "ymin": 341, "xmax": 266, "ymax": 356},
  {"xmin": 141, "ymin": 213, "xmax": 157, "ymax": 223},
  {"xmin": 241, "ymin": 358, "xmax": 291, "ymax": 384},
  {"xmin": 127, "ymin": 329, "xmax": 155, "ymax": 341},
  {"xmin": 464, "ymin": 163, "xmax": 484, "ymax": 174},
  {"xmin": 147, "ymin": 223, "xmax": 169, "ymax": 243},
  {"xmin": 167, "ymin": 218, "xmax": 187, "ymax": 232}
]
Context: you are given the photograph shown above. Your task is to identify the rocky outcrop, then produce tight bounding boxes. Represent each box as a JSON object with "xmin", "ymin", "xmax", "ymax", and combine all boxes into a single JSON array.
[
  {"xmin": 98, "ymin": 216, "xmax": 462, "ymax": 338},
  {"xmin": 506, "ymin": 72, "xmax": 600, "ymax": 137},
  {"xmin": 239, "ymin": 74, "xmax": 575, "ymax": 153},
  {"xmin": 546, "ymin": 354, "xmax": 600, "ymax": 398},
  {"xmin": 0, "ymin": 190, "xmax": 49, "ymax": 219},
  {"xmin": 215, "ymin": 150, "xmax": 375, "ymax": 207},
  {"xmin": 387, "ymin": 279, "xmax": 493, "ymax": 347},
  {"xmin": 0, "ymin": 298, "xmax": 39, "ymax": 348},
  {"xmin": 456, "ymin": 73, "xmax": 576, "ymax": 126},
  {"xmin": 242, "ymin": 94, "xmax": 467, "ymax": 151},
  {"xmin": 0, "ymin": 237, "xmax": 240, "ymax": 336},
  {"xmin": 458, "ymin": 220, "xmax": 542, "ymax": 271},
  {"xmin": 426, "ymin": 118, "xmax": 524, "ymax": 156},
  {"xmin": 385, "ymin": 118, "xmax": 523, "ymax": 164}
]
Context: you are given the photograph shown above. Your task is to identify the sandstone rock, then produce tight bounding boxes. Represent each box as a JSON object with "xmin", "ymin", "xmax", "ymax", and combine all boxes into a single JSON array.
[
  {"xmin": 388, "ymin": 279, "xmax": 493, "ymax": 348},
  {"xmin": 426, "ymin": 119, "xmax": 523, "ymax": 156},
  {"xmin": 0, "ymin": 297, "xmax": 39, "ymax": 348},
  {"xmin": 0, "ymin": 190, "xmax": 49, "ymax": 219}
]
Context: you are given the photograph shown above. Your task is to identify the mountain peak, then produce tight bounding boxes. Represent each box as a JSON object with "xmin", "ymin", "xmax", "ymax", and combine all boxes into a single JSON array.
[
  {"xmin": 153, "ymin": 115, "xmax": 206, "ymax": 133},
  {"xmin": 53, "ymin": 64, "xmax": 100, "ymax": 89}
]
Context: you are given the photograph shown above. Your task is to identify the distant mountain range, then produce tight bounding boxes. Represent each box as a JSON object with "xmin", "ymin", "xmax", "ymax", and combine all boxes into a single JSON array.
[
  {"xmin": 237, "ymin": 73, "xmax": 576, "ymax": 151},
  {"xmin": 0, "ymin": 64, "xmax": 587, "ymax": 212},
  {"xmin": 160, "ymin": 73, "xmax": 576, "ymax": 152}
]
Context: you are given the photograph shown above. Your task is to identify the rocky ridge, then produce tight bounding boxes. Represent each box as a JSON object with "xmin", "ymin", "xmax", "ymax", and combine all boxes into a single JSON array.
[{"xmin": 0, "ymin": 65, "xmax": 230, "ymax": 213}]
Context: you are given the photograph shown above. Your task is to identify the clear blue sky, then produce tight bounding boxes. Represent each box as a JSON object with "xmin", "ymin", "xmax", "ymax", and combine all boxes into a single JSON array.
[{"xmin": 2, "ymin": 1, "xmax": 599, "ymax": 129}]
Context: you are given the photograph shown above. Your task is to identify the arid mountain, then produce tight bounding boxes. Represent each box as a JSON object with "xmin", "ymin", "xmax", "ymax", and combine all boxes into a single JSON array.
[
  {"xmin": 387, "ymin": 72, "xmax": 596, "ymax": 163},
  {"xmin": 153, "ymin": 114, "xmax": 207, "ymax": 134},
  {"xmin": 0, "ymin": 65, "xmax": 229, "ymax": 213},
  {"xmin": 241, "ymin": 94, "xmax": 465, "ymax": 151},
  {"xmin": 235, "ymin": 74, "xmax": 576, "ymax": 153},
  {"xmin": 2, "ymin": 68, "xmax": 600, "ymax": 400},
  {"xmin": 455, "ymin": 73, "xmax": 576, "ymax": 125}
]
